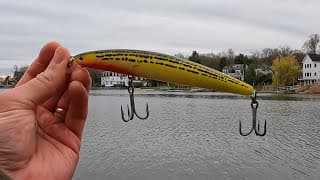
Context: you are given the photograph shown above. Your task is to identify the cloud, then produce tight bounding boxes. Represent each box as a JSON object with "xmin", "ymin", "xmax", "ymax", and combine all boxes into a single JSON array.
[{"xmin": 0, "ymin": 0, "xmax": 319, "ymax": 69}]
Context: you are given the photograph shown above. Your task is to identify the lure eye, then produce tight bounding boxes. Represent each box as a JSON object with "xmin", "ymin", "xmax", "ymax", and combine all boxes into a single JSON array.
[{"xmin": 78, "ymin": 56, "xmax": 83, "ymax": 61}]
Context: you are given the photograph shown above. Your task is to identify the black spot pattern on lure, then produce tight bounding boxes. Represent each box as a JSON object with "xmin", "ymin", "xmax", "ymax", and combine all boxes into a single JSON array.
[
  {"xmin": 154, "ymin": 56, "xmax": 167, "ymax": 61},
  {"xmin": 91, "ymin": 50, "xmax": 248, "ymax": 87},
  {"xmin": 182, "ymin": 63, "xmax": 193, "ymax": 68},
  {"xmin": 169, "ymin": 60, "xmax": 180, "ymax": 64},
  {"xmin": 187, "ymin": 69, "xmax": 199, "ymax": 74},
  {"xmin": 165, "ymin": 64, "xmax": 177, "ymax": 68}
]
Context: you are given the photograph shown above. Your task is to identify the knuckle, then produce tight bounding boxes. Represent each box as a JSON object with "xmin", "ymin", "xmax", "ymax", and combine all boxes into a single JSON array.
[
  {"xmin": 36, "ymin": 72, "xmax": 50, "ymax": 85},
  {"xmin": 35, "ymin": 71, "xmax": 56, "ymax": 92}
]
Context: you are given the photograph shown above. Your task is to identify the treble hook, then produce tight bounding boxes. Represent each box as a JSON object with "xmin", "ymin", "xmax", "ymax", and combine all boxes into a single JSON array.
[
  {"xmin": 239, "ymin": 92, "xmax": 266, "ymax": 136},
  {"xmin": 121, "ymin": 76, "xmax": 149, "ymax": 122}
]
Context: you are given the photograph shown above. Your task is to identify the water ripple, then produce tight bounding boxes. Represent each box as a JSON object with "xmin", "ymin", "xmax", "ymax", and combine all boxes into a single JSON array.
[{"xmin": 74, "ymin": 91, "xmax": 320, "ymax": 180}]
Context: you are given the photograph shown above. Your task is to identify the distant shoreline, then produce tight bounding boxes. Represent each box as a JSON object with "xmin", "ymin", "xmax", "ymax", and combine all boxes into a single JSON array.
[{"xmin": 2, "ymin": 85, "xmax": 319, "ymax": 95}]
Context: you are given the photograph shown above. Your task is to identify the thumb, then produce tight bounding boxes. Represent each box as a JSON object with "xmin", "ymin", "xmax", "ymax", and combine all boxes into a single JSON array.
[{"xmin": 16, "ymin": 47, "xmax": 70, "ymax": 106}]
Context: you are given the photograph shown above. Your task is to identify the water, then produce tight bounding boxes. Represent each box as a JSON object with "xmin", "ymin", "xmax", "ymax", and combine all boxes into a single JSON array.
[
  {"xmin": 1, "ymin": 88, "xmax": 320, "ymax": 179},
  {"xmin": 71, "ymin": 90, "xmax": 320, "ymax": 180}
]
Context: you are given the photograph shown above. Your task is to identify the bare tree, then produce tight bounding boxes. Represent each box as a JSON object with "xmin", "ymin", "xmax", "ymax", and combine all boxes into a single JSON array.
[
  {"xmin": 227, "ymin": 48, "xmax": 235, "ymax": 64},
  {"xmin": 13, "ymin": 66, "xmax": 28, "ymax": 82},
  {"xmin": 279, "ymin": 45, "xmax": 292, "ymax": 57},
  {"xmin": 262, "ymin": 48, "xmax": 274, "ymax": 58},
  {"xmin": 12, "ymin": 65, "xmax": 18, "ymax": 74},
  {"xmin": 303, "ymin": 34, "xmax": 320, "ymax": 54},
  {"xmin": 227, "ymin": 48, "xmax": 235, "ymax": 59}
]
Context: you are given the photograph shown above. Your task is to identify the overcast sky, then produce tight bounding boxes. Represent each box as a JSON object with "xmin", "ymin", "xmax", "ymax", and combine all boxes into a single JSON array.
[{"xmin": 0, "ymin": 0, "xmax": 319, "ymax": 73}]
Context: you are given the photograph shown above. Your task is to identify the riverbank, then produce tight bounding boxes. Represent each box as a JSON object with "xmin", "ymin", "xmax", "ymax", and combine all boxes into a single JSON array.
[
  {"xmin": 296, "ymin": 83, "xmax": 320, "ymax": 94},
  {"xmin": 91, "ymin": 86, "xmax": 213, "ymax": 93},
  {"xmin": 3, "ymin": 83, "xmax": 320, "ymax": 95},
  {"xmin": 256, "ymin": 83, "xmax": 320, "ymax": 94},
  {"xmin": 0, "ymin": 85, "xmax": 14, "ymax": 89}
]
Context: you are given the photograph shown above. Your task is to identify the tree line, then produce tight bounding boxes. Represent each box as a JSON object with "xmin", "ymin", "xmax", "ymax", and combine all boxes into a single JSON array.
[
  {"xmin": 186, "ymin": 33, "xmax": 319, "ymax": 87},
  {"xmin": 11, "ymin": 34, "xmax": 319, "ymax": 88}
]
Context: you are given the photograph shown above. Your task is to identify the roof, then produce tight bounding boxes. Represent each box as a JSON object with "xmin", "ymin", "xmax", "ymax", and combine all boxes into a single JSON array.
[{"xmin": 308, "ymin": 54, "xmax": 320, "ymax": 62}]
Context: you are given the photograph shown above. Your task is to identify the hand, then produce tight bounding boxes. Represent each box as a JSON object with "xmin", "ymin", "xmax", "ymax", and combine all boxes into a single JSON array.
[{"xmin": 0, "ymin": 42, "xmax": 91, "ymax": 179}]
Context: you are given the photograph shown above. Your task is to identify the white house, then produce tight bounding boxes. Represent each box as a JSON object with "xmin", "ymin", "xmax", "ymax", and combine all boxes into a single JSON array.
[
  {"xmin": 101, "ymin": 71, "xmax": 147, "ymax": 87},
  {"xmin": 255, "ymin": 68, "xmax": 273, "ymax": 76},
  {"xmin": 101, "ymin": 71, "xmax": 127, "ymax": 87},
  {"xmin": 222, "ymin": 64, "xmax": 246, "ymax": 81},
  {"xmin": 300, "ymin": 54, "xmax": 320, "ymax": 85}
]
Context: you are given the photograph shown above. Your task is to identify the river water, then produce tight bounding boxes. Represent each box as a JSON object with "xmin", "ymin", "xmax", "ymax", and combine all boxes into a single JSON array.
[
  {"xmin": 70, "ymin": 89, "xmax": 320, "ymax": 180},
  {"xmin": 1, "ymin": 88, "xmax": 319, "ymax": 179}
]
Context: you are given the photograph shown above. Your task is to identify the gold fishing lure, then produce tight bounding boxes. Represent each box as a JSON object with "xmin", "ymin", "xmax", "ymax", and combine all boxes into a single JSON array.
[{"xmin": 71, "ymin": 49, "xmax": 254, "ymax": 95}]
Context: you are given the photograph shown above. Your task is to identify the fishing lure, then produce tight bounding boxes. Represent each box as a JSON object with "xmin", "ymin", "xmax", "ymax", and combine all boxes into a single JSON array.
[
  {"xmin": 71, "ymin": 49, "xmax": 254, "ymax": 95},
  {"xmin": 71, "ymin": 49, "xmax": 265, "ymax": 136}
]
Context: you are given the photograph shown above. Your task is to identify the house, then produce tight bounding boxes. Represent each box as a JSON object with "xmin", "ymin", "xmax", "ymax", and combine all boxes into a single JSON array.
[
  {"xmin": 222, "ymin": 64, "xmax": 246, "ymax": 81},
  {"xmin": 0, "ymin": 75, "xmax": 7, "ymax": 86},
  {"xmin": 300, "ymin": 54, "xmax": 320, "ymax": 85},
  {"xmin": 0, "ymin": 74, "xmax": 13, "ymax": 87},
  {"xmin": 101, "ymin": 71, "xmax": 127, "ymax": 87},
  {"xmin": 0, "ymin": 75, "xmax": 7, "ymax": 82},
  {"xmin": 101, "ymin": 71, "xmax": 147, "ymax": 87},
  {"xmin": 255, "ymin": 68, "xmax": 273, "ymax": 76}
]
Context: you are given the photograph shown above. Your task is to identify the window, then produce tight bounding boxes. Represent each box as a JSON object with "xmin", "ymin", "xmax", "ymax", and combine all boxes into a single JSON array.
[
  {"xmin": 315, "ymin": 73, "xmax": 317, "ymax": 76},
  {"xmin": 315, "ymin": 64, "xmax": 317, "ymax": 68}
]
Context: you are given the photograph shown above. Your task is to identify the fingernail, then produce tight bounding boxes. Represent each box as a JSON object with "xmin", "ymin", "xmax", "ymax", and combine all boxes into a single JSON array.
[{"xmin": 52, "ymin": 47, "xmax": 65, "ymax": 64}]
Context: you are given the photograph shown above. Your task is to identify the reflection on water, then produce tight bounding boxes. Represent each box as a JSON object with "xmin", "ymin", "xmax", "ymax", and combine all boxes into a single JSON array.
[{"xmin": 3, "ymin": 87, "xmax": 317, "ymax": 180}]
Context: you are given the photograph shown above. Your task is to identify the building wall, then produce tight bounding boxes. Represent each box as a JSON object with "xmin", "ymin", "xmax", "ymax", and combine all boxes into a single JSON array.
[
  {"xmin": 222, "ymin": 64, "xmax": 245, "ymax": 81},
  {"xmin": 101, "ymin": 71, "xmax": 146, "ymax": 87},
  {"xmin": 301, "ymin": 55, "xmax": 320, "ymax": 85},
  {"xmin": 0, "ymin": 75, "xmax": 7, "ymax": 81}
]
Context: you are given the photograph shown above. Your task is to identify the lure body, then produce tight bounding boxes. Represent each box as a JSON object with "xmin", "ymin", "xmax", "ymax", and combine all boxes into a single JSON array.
[{"xmin": 72, "ymin": 49, "xmax": 254, "ymax": 95}]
